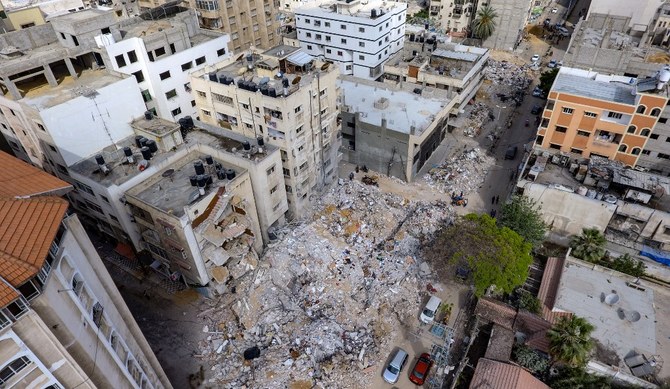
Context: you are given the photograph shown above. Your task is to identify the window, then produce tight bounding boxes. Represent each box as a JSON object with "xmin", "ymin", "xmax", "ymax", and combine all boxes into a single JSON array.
[
  {"xmin": 651, "ymin": 108, "xmax": 661, "ymax": 117},
  {"xmin": 36, "ymin": 123, "xmax": 45, "ymax": 132},
  {"xmin": 555, "ymin": 126, "xmax": 567, "ymax": 133},
  {"xmin": 165, "ymin": 89, "xmax": 177, "ymax": 99},
  {"xmin": 296, "ymin": 125, "xmax": 303, "ymax": 134},
  {"xmin": 359, "ymin": 42, "xmax": 365, "ymax": 47},
  {"xmin": 546, "ymin": 101, "xmax": 555, "ymax": 110},
  {"xmin": 570, "ymin": 148, "xmax": 583, "ymax": 155},
  {"xmin": 306, "ymin": 33, "xmax": 312, "ymax": 38},
  {"xmin": 659, "ymin": 118, "xmax": 667, "ymax": 124},
  {"xmin": 636, "ymin": 105, "xmax": 646, "ymax": 114},
  {"xmin": 341, "ymin": 24, "xmax": 346, "ymax": 29},
  {"xmin": 159, "ymin": 70, "xmax": 171, "ymax": 80},
  {"xmin": 115, "ymin": 54, "xmax": 126, "ymax": 68},
  {"xmin": 341, "ymin": 38, "xmax": 347, "ymax": 44},
  {"xmin": 314, "ymin": 20, "xmax": 321, "ymax": 27},
  {"xmin": 213, "ymin": 93, "xmax": 234, "ymax": 105},
  {"xmin": 641, "ymin": 128, "xmax": 651, "ymax": 136},
  {"xmin": 100, "ymin": 195, "xmax": 109, "ymax": 203},
  {"xmin": 562, "ymin": 107, "xmax": 574, "ymax": 114},
  {"xmin": 549, "ymin": 143, "xmax": 562, "ymax": 150},
  {"xmin": 132, "ymin": 70, "xmax": 145, "ymax": 83},
  {"xmin": 285, "ymin": 185, "xmax": 292, "ymax": 193},
  {"xmin": 181, "ymin": 61, "xmax": 193, "ymax": 71},
  {"xmin": 577, "ymin": 130, "xmax": 590, "ymax": 137},
  {"xmin": 141, "ymin": 90, "xmax": 152, "ymax": 102},
  {"xmin": 315, "ymin": 34, "xmax": 322, "ymax": 40},
  {"xmin": 171, "ymin": 107, "xmax": 182, "ymax": 116},
  {"xmin": 326, "ymin": 49, "xmax": 332, "ymax": 54},
  {"xmin": 147, "ymin": 51, "xmax": 154, "ymax": 62},
  {"xmin": 155, "ymin": 47, "xmax": 166, "ymax": 57},
  {"xmin": 201, "ymin": 109, "xmax": 211, "ymax": 116},
  {"xmin": 270, "ymin": 185, "xmax": 278, "ymax": 194},
  {"xmin": 217, "ymin": 48, "xmax": 226, "ymax": 56},
  {"xmin": 191, "ymin": 100, "xmax": 196, "ymax": 107},
  {"xmin": 85, "ymin": 201, "xmax": 104, "ymax": 214},
  {"xmin": 325, "ymin": 22, "xmax": 330, "ymax": 27},
  {"xmin": 584, "ymin": 111, "xmax": 597, "ymax": 118},
  {"xmin": 325, "ymin": 36, "xmax": 331, "ymax": 42},
  {"xmin": 195, "ymin": 56, "xmax": 206, "ymax": 66},
  {"xmin": 651, "ymin": 134, "xmax": 660, "ymax": 139},
  {"xmin": 0, "ymin": 356, "xmax": 31, "ymax": 384},
  {"xmin": 197, "ymin": 90, "xmax": 207, "ymax": 98},
  {"xmin": 607, "ymin": 111, "xmax": 623, "ymax": 119},
  {"xmin": 627, "ymin": 125, "xmax": 636, "ymax": 134},
  {"xmin": 632, "ymin": 147, "xmax": 641, "ymax": 155},
  {"xmin": 127, "ymin": 50, "xmax": 138, "ymax": 63},
  {"xmin": 0, "ymin": 311, "xmax": 9, "ymax": 330},
  {"xmin": 305, "ymin": 18, "xmax": 310, "ymax": 24},
  {"xmin": 337, "ymin": 51, "xmax": 343, "ymax": 56},
  {"xmin": 642, "ymin": 149, "xmax": 651, "ymax": 155},
  {"xmin": 618, "ymin": 144, "xmax": 628, "ymax": 153},
  {"xmin": 320, "ymin": 89, "xmax": 327, "ymax": 96},
  {"xmin": 267, "ymin": 165, "xmax": 275, "ymax": 175},
  {"xmin": 283, "ymin": 168, "xmax": 291, "ymax": 177},
  {"xmin": 72, "ymin": 36, "xmax": 79, "ymax": 46},
  {"xmin": 359, "ymin": 27, "xmax": 365, "ymax": 32},
  {"xmin": 295, "ymin": 105, "xmax": 302, "ymax": 113},
  {"xmin": 76, "ymin": 182, "xmax": 95, "ymax": 195},
  {"xmin": 359, "ymin": 55, "xmax": 365, "ymax": 60},
  {"xmin": 659, "ymin": 153, "xmax": 670, "ymax": 160},
  {"xmin": 307, "ymin": 45, "xmax": 313, "ymax": 50},
  {"xmin": 92, "ymin": 302, "xmax": 104, "ymax": 327},
  {"xmin": 56, "ymin": 164, "xmax": 69, "ymax": 175},
  {"xmin": 48, "ymin": 144, "xmax": 57, "ymax": 152}
]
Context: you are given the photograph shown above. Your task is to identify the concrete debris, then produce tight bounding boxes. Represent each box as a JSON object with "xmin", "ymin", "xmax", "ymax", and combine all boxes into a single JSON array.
[
  {"xmin": 194, "ymin": 181, "xmax": 453, "ymax": 388},
  {"xmin": 462, "ymin": 102, "xmax": 493, "ymax": 137},
  {"xmin": 424, "ymin": 147, "xmax": 496, "ymax": 195},
  {"xmin": 483, "ymin": 59, "xmax": 533, "ymax": 110}
]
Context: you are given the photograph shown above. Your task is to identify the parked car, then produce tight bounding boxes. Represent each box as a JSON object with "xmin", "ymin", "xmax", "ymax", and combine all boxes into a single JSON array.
[
  {"xmin": 557, "ymin": 26, "xmax": 570, "ymax": 36},
  {"xmin": 420, "ymin": 295, "xmax": 442, "ymax": 324},
  {"xmin": 383, "ymin": 348, "xmax": 408, "ymax": 384},
  {"xmin": 532, "ymin": 87, "xmax": 543, "ymax": 97},
  {"xmin": 531, "ymin": 54, "xmax": 540, "ymax": 63},
  {"xmin": 531, "ymin": 105, "xmax": 542, "ymax": 115},
  {"xmin": 557, "ymin": 60, "xmax": 563, "ymax": 68},
  {"xmin": 547, "ymin": 59, "xmax": 557, "ymax": 68},
  {"xmin": 551, "ymin": 7, "xmax": 558, "ymax": 13},
  {"xmin": 505, "ymin": 146, "xmax": 518, "ymax": 160},
  {"xmin": 409, "ymin": 353, "xmax": 434, "ymax": 385}
]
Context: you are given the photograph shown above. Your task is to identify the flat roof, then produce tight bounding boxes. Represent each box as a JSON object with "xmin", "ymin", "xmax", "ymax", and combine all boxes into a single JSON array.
[
  {"xmin": 131, "ymin": 116, "xmax": 181, "ymax": 136},
  {"xmin": 432, "ymin": 48, "xmax": 479, "ymax": 62},
  {"xmin": 296, "ymin": 0, "xmax": 406, "ymax": 21},
  {"xmin": 48, "ymin": 8, "xmax": 109, "ymax": 21},
  {"xmin": 339, "ymin": 77, "xmax": 448, "ymax": 135},
  {"xmin": 552, "ymin": 72, "xmax": 637, "ymax": 105},
  {"xmin": 554, "ymin": 259, "xmax": 657, "ymax": 360}
]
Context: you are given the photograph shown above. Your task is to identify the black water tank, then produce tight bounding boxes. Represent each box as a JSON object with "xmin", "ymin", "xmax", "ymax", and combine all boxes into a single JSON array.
[
  {"xmin": 237, "ymin": 80, "xmax": 244, "ymax": 88},
  {"xmin": 183, "ymin": 116, "xmax": 194, "ymax": 129},
  {"xmin": 269, "ymin": 88, "xmax": 277, "ymax": 98},
  {"xmin": 226, "ymin": 169, "xmax": 235, "ymax": 180},
  {"xmin": 215, "ymin": 162, "xmax": 222, "ymax": 170},
  {"xmin": 205, "ymin": 174, "xmax": 212, "ymax": 185},
  {"xmin": 146, "ymin": 140, "xmax": 158, "ymax": 153},
  {"xmin": 196, "ymin": 174, "xmax": 207, "ymax": 188},
  {"xmin": 257, "ymin": 136, "xmax": 264, "ymax": 146},
  {"xmin": 205, "ymin": 155, "xmax": 214, "ymax": 165},
  {"xmin": 282, "ymin": 78, "xmax": 289, "ymax": 88},
  {"xmin": 139, "ymin": 137, "xmax": 148, "ymax": 148},
  {"xmin": 209, "ymin": 73, "xmax": 217, "ymax": 81},
  {"xmin": 243, "ymin": 141, "xmax": 251, "ymax": 150},
  {"xmin": 144, "ymin": 111, "xmax": 153, "ymax": 120},
  {"xmin": 141, "ymin": 146, "xmax": 152, "ymax": 160},
  {"xmin": 409, "ymin": 34, "xmax": 415, "ymax": 42},
  {"xmin": 190, "ymin": 175, "xmax": 197, "ymax": 186},
  {"xmin": 218, "ymin": 75, "xmax": 227, "ymax": 84},
  {"xmin": 249, "ymin": 82, "xmax": 258, "ymax": 92},
  {"xmin": 95, "ymin": 154, "xmax": 105, "ymax": 165},
  {"xmin": 260, "ymin": 85, "xmax": 269, "ymax": 95},
  {"xmin": 194, "ymin": 160, "xmax": 205, "ymax": 175},
  {"xmin": 123, "ymin": 146, "xmax": 132, "ymax": 157},
  {"xmin": 371, "ymin": 9, "xmax": 377, "ymax": 18},
  {"xmin": 135, "ymin": 135, "xmax": 144, "ymax": 148},
  {"xmin": 216, "ymin": 170, "xmax": 226, "ymax": 180}
]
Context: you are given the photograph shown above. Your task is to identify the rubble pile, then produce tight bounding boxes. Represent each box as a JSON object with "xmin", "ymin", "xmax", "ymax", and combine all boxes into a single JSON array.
[
  {"xmin": 462, "ymin": 102, "xmax": 494, "ymax": 137},
  {"xmin": 424, "ymin": 147, "xmax": 496, "ymax": 195},
  {"xmin": 195, "ymin": 181, "xmax": 452, "ymax": 388},
  {"xmin": 483, "ymin": 59, "xmax": 533, "ymax": 106}
]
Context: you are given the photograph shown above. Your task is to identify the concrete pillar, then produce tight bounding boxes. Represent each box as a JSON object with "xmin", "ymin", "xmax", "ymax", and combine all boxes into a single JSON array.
[
  {"xmin": 64, "ymin": 58, "xmax": 78, "ymax": 79},
  {"xmin": 43, "ymin": 64, "xmax": 58, "ymax": 87},
  {"xmin": 2, "ymin": 76, "xmax": 22, "ymax": 100}
]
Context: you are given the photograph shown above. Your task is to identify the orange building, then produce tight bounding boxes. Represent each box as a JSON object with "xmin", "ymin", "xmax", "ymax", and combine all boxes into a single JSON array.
[{"xmin": 535, "ymin": 68, "xmax": 669, "ymax": 168}]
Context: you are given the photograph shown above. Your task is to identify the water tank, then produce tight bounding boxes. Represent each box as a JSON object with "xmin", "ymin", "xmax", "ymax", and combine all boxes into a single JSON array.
[
  {"xmin": 183, "ymin": 116, "xmax": 194, "ymax": 129},
  {"xmin": 269, "ymin": 88, "xmax": 277, "ymax": 98},
  {"xmin": 226, "ymin": 169, "xmax": 236, "ymax": 180},
  {"xmin": 189, "ymin": 175, "xmax": 198, "ymax": 186},
  {"xmin": 178, "ymin": 118, "xmax": 188, "ymax": 130},
  {"xmin": 246, "ymin": 54, "xmax": 253, "ymax": 63},
  {"xmin": 196, "ymin": 174, "xmax": 207, "ymax": 188},
  {"xmin": 215, "ymin": 162, "xmax": 222, "ymax": 170},
  {"xmin": 146, "ymin": 139, "xmax": 158, "ymax": 153},
  {"xmin": 141, "ymin": 146, "xmax": 152, "ymax": 160},
  {"xmin": 208, "ymin": 73, "xmax": 217, "ymax": 81},
  {"xmin": 144, "ymin": 111, "xmax": 153, "ymax": 120},
  {"xmin": 237, "ymin": 80, "xmax": 244, "ymax": 88},
  {"xmin": 135, "ymin": 135, "xmax": 144, "ymax": 148},
  {"xmin": 243, "ymin": 141, "xmax": 251, "ymax": 150},
  {"xmin": 409, "ymin": 34, "xmax": 415, "ymax": 42},
  {"xmin": 194, "ymin": 160, "xmax": 205, "ymax": 175},
  {"xmin": 218, "ymin": 75, "xmax": 227, "ymax": 84},
  {"xmin": 419, "ymin": 36, "xmax": 424, "ymax": 43},
  {"xmin": 260, "ymin": 85, "xmax": 269, "ymax": 95},
  {"xmin": 205, "ymin": 174, "xmax": 212, "ymax": 185},
  {"xmin": 371, "ymin": 9, "xmax": 377, "ymax": 18},
  {"xmin": 257, "ymin": 136, "xmax": 264, "ymax": 146},
  {"xmin": 282, "ymin": 78, "xmax": 289, "ymax": 88},
  {"xmin": 139, "ymin": 137, "xmax": 148, "ymax": 148},
  {"xmin": 248, "ymin": 82, "xmax": 258, "ymax": 92},
  {"xmin": 95, "ymin": 154, "xmax": 105, "ymax": 165},
  {"xmin": 123, "ymin": 146, "xmax": 133, "ymax": 157},
  {"xmin": 205, "ymin": 155, "xmax": 214, "ymax": 165},
  {"xmin": 216, "ymin": 170, "xmax": 226, "ymax": 180}
]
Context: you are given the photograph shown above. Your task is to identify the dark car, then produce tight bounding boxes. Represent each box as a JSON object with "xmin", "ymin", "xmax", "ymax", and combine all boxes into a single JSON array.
[
  {"xmin": 505, "ymin": 146, "xmax": 518, "ymax": 160},
  {"xmin": 531, "ymin": 105, "xmax": 542, "ymax": 114},
  {"xmin": 409, "ymin": 353, "xmax": 434, "ymax": 385}
]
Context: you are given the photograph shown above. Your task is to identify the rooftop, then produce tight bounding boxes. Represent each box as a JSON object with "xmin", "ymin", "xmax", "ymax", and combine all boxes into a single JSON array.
[
  {"xmin": 339, "ymin": 76, "xmax": 449, "ymax": 135},
  {"xmin": 69, "ymin": 119, "xmax": 275, "ymax": 188},
  {"xmin": 0, "ymin": 197, "xmax": 68, "ymax": 306},
  {"xmin": 552, "ymin": 71, "xmax": 638, "ymax": 105},
  {"xmin": 554, "ymin": 259, "xmax": 657, "ymax": 360},
  {"xmin": 296, "ymin": 0, "xmax": 407, "ymax": 22},
  {"xmin": 0, "ymin": 151, "xmax": 72, "ymax": 198},
  {"xmin": 469, "ymin": 358, "xmax": 550, "ymax": 389}
]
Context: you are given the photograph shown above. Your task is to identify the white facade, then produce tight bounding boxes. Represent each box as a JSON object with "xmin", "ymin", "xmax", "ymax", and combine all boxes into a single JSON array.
[
  {"xmin": 100, "ymin": 34, "xmax": 232, "ymax": 121},
  {"xmin": 295, "ymin": 0, "xmax": 407, "ymax": 80},
  {"xmin": 588, "ymin": 0, "xmax": 664, "ymax": 30},
  {"xmin": 281, "ymin": 0, "xmax": 318, "ymax": 13}
]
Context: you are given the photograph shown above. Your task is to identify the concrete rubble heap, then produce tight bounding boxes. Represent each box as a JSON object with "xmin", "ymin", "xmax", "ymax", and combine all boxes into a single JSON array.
[
  {"xmin": 424, "ymin": 147, "xmax": 496, "ymax": 195},
  {"xmin": 483, "ymin": 59, "xmax": 533, "ymax": 107},
  {"xmin": 194, "ymin": 181, "xmax": 453, "ymax": 388},
  {"xmin": 462, "ymin": 102, "xmax": 494, "ymax": 137}
]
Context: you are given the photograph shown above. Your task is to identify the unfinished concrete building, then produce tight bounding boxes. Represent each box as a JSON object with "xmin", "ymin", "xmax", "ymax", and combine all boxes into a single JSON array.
[
  {"xmin": 138, "ymin": 0, "xmax": 281, "ymax": 51},
  {"xmin": 68, "ymin": 116, "xmax": 287, "ymax": 290},
  {"xmin": 191, "ymin": 45, "xmax": 341, "ymax": 219},
  {"xmin": 0, "ymin": 151, "xmax": 171, "ymax": 389}
]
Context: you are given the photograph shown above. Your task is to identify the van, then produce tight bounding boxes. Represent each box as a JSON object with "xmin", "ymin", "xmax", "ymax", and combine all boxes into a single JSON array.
[
  {"xmin": 420, "ymin": 295, "xmax": 442, "ymax": 324},
  {"xmin": 383, "ymin": 348, "xmax": 409, "ymax": 384},
  {"xmin": 505, "ymin": 146, "xmax": 518, "ymax": 160}
]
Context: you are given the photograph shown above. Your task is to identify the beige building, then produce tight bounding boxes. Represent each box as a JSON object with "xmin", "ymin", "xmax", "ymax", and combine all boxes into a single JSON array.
[
  {"xmin": 0, "ymin": 151, "xmax": 171, "ymax": 389},
  {"xmin": 138, "ymin": 0, "xmax": 281, "ymax": 51},
  {"xmin": 191, "ymin": 45, "xmax": 341, "ymax": 219}
]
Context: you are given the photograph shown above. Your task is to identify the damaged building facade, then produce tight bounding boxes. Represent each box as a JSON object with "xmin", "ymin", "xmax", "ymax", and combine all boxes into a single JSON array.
[
  {"xmin": 191, "ymin": 45, "xmax": 341, "ymax": 219},
  {"xmin": 68, "ymin": 115, "xmax": 287, "ymax": 291}
]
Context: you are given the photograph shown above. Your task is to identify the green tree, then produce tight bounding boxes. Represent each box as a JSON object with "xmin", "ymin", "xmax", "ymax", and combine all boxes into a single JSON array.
[
  {"xmin": 514, "ymin": 289, "xmax": 542, "ymax": 314},
  {"xmin": 513, "ymin": 344, "xmax": 549, "ymax": 375},
  {"xmin": 548, "ymin": 316, "xmax": 594, "ymax": 367},
  {"xmin": 607, "ymin": 254, "xmax": 646, "ymax": 277},
  {"xmin": 472, "ymin": 6, "xmax": 498, "ymax": 41},
  {"xmin": 570, "ymin": 228, "xmax": 606, "ymax": 263},
  {"xmin": 539, "ymin": 68, "xmax": 559, "ymax": 95},
  {"xmin": 549, "ymin": 366, "xmax": 611, "ymax": 389},
  {"xmin": 498, "ymin": 195, "xmax": 547, "ymax": 249},
  {"xmin": 428, "ymin": 213, "xmax": 533, "ymax": 296}
]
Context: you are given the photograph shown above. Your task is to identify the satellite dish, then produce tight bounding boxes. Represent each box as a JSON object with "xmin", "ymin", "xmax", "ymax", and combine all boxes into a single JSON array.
[
  {"xmin": 138, "ymin": 160, "xmax": 149, "ymax": 171},
  {"xmin": 292, "ymin": 76, "xmax": 301, "ymax": 85},
  {"xmin": 320, "ymin": 63, "xmax": 330, "ymax": 70}
]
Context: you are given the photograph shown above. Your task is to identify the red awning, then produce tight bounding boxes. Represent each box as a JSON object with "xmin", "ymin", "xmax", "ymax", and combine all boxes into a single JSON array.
[{"xmin": 114, "ymin": 242, "xmax": 136, "ymax": 260}]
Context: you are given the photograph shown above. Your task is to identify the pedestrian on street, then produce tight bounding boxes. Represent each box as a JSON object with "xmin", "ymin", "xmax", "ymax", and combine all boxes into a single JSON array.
[
  {"xmin": 491, "ymin": 196, "xmax": 495, "ymax": 204},
  {"xmin": 495, "ymin": 195, "xmax": 500, "ymax": 204},
  {"xmin": 349, "ymin": 171, "xmax": 354, "ymax": 180}
]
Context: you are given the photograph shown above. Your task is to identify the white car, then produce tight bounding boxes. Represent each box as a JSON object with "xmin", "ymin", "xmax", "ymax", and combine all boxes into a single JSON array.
[
  {"xmin": 531, "ymin": 54, "xmax": 540, "ymax": 63},
  {"xmin": 551, "ymin": 7, "xmax": 558, "ymax": 13}
]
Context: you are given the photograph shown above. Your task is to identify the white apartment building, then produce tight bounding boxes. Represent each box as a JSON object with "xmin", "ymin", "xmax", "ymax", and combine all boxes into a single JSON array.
[
  {"xmin": 281, "ymin": 0, "xmax": 319, "ymax": 13},
  {"xmin": 294, "ymin": 0, "xmax": 407, "ymax": 80},
  {"xmin": 0, "ymin": 152, "xmax": 171, "ymax": 389},
  {"xmin": 97, "ymin": 8, "xmax": 232, "ymax": 121},
  {"xmin": 191, "ymin": 45, "xmax": 341, "ymax": 219}
]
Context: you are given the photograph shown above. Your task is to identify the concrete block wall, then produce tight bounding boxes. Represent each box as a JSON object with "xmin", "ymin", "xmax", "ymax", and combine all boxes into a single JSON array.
[{"xmin": 0, "ymin": 23, "xmax": 57, "ymax": 50}]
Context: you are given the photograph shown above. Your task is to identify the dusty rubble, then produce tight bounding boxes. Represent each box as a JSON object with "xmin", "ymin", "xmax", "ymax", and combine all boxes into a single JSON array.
[
  {"xmin": 462, "ymin": 102, "xmax": 494, "ymax": 137},
  {"xmin": 194, "ymin": 181, "xmax": 453, "ymax": 388},
  {"xmin": 424, "ymin": 147, "xmax": 496, "ymax": 195},
  {"xmin": 483, "ymin": 59, "xmax": 533, "ymax": 107}
]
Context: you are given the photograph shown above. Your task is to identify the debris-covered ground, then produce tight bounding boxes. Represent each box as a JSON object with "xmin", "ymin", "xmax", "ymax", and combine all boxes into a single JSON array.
[
  {"xmin": 194, "ymin": 181, "xmax": 454, "ymax": 388},
  {"xmin": 424, "ymin": 147, "xmax": 497, "ymax": 196}
]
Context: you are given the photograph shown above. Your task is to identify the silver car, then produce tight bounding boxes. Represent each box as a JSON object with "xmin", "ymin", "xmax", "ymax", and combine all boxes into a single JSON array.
[{"xmin": 383, "ymin": 348, "xmax": 409, "ymax": 384}]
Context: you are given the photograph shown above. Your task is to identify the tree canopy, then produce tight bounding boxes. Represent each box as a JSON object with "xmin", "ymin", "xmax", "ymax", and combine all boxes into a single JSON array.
[
  {"xmin": 472, "ymin": 6, "xmax": 498, "ymax": 41},
  {"xmin": 539, "ymin": 68, "xmax": 559, "ymax": 95},
  {"xmin": 607, "ymin": 254, "xmax": 646, "ymax": 277},
  {"xmin": 548, "ymin": 366, "xmax": 611, "ymax": 389},
  {"xmin": 498, "ymin": 195, "xmax": 547, "ymax": 249},
  {"xmin": 570, "ymin": 228, "xmax": 606, "ymax": 263},
  {"xmin": 427, "ymin": 213, "xmax": 533, "ymax": 296},
  {"xmin": 548, "ymin": 315, "xmax": 594, "ymax": 367}
]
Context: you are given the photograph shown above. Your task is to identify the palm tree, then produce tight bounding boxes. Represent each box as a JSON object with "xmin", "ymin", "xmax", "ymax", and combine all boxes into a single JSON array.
[
  {"xmin": 548, "ymin": 316, "xmax": 595, "ymax": 367},
  {"xmin": 549, "ymin": 366, "xmax": 611, "ymax": 389},
  {"xmin": 472, "ymin": 5, "xmax": 498, "ymax": 41},
  {"xmin": 570, "ymin": 228, "xmax": 606, "ymax": 262}
]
